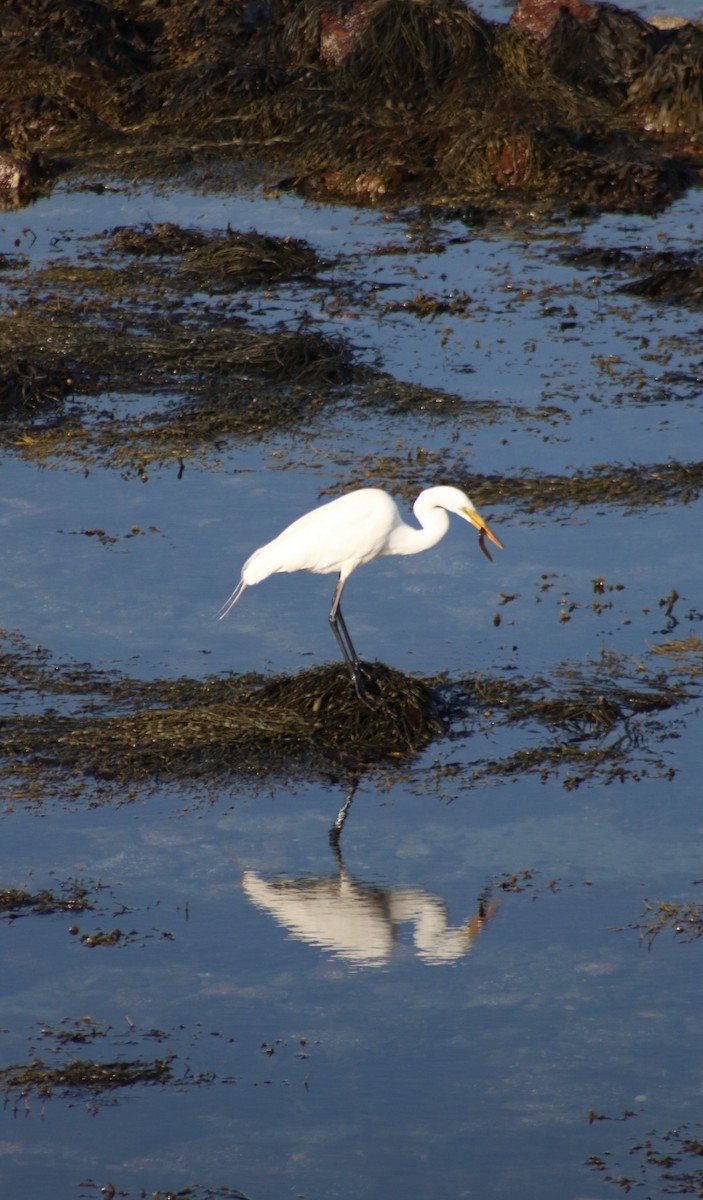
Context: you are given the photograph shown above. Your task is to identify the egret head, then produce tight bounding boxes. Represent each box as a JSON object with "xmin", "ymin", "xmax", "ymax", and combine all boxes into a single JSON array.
[{"xmin": 420, "ymin": 486, "xmax": 503, "ymax": 560}]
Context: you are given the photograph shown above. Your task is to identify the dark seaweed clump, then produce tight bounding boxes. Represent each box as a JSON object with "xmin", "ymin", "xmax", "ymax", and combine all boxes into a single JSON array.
[
  {"xmin": 0, "ymin": 629, "xmax": 697, "ymax": 805},
  {"xmin": 0, "ymin": 1055, "xmax": 172, "ymax": 1099},
  {"xmin": 0, "ymin": 882, "xmax": 91, "ymax": 917},
  {"xmin": 0, "ymin": 0, "xmax": 700, "ymax": 214}
]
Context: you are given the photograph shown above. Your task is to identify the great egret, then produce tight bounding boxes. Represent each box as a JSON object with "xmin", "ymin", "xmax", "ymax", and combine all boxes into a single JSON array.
[{"xmin": 218, "ymin": 485, "xmax": 503, "ymax": 692}]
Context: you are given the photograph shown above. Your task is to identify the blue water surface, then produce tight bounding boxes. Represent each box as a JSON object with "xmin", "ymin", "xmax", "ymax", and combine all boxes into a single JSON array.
[{"xmin": 0, "ymin": 164, "xmax": 701, "ymax": 1200}]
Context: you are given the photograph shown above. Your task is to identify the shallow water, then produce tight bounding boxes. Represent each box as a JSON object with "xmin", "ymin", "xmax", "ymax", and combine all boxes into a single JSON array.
[{"xmin": 1, "ymin": 165, "xmax": 702, "ymax": 1200}]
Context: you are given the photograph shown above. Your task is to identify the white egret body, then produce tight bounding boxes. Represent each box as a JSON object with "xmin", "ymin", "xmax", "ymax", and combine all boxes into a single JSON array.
[{"xmin": 219, "ymin": 485, "xmax": 503, "ymax": 691}]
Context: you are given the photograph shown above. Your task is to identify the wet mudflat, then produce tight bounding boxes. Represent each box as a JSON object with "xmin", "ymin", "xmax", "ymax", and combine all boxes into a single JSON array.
[
  {"xmin": 1, "ymin": 2, "xmax": 703, "ymax": 1198},
  {"xmin": 0, "ymin": 170, "xmax": 702, "ymax": 1200}
]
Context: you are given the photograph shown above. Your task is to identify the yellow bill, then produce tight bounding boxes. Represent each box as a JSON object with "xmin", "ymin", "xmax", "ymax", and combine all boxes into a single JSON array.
[{"xmin": 461, "ymin": 506, "xmax": 504, "ymax": 562}]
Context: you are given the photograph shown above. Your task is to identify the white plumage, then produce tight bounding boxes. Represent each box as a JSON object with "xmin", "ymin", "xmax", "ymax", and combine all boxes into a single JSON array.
[{"xmin": 219, "ymin": 485, "xmax": 503, "ymax": 693}]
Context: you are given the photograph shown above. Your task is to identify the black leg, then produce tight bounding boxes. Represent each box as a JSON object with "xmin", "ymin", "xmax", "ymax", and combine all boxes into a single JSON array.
[
  {"xmin": 329, "ymin": 575, "xmax": 365, "ymax": 696},
  {"xmin": 335, "ymin": 604, "xmax": 359, "ymax": 669}
]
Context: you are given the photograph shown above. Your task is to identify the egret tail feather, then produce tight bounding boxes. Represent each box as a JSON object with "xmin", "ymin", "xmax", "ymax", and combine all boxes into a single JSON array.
[{"xmin": 217, "ymin": 577, "xmax": 247, "ymax": 620}]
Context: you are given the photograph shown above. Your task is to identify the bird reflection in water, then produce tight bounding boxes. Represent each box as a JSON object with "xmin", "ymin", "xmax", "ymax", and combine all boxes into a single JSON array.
[{"xmin": 242, "ymin": 786, "xmax": 498, "ymax": 968}]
